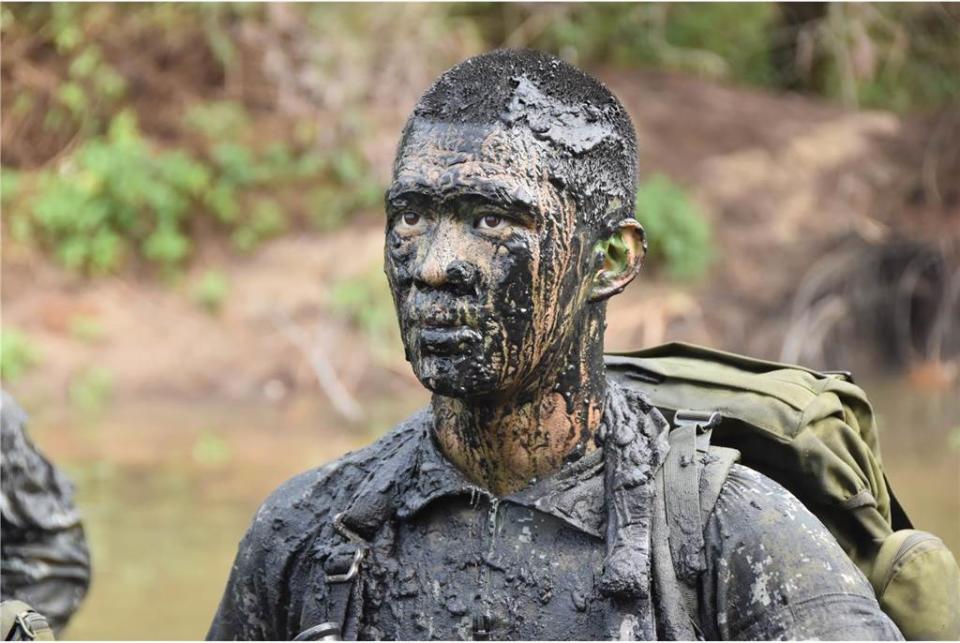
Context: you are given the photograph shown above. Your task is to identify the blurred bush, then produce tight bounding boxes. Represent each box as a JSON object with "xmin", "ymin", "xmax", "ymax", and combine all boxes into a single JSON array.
[
  {"xmin": 507, "ymin": 3, "xmax": 959, "ymax": 110},
  {"xmin": 190, "ymin": 269, "xmax": 231, "ymax": 314},
  {"xmin": 0, "ymin": 328, "xmax": 42, "ymax": 383},
  {"xmin": 69, "ymin": 314, "xmax": 106, "ymax": 343},
  {"xmin": 635, "ymin": 175, "xmax": 712, "ymax": 281},
  {"xmin": 329, "ymin": 267, "xmax": 400, "ymax": 360},
  {"xmin": 69, "ymin": 365, "xmax": 114, "ymax": 414}
]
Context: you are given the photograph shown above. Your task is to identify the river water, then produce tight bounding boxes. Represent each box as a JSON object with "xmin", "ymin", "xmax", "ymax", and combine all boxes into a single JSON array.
[{"xmin": 24, "ymin": 379, "xmax": 959, "ymax": 640}]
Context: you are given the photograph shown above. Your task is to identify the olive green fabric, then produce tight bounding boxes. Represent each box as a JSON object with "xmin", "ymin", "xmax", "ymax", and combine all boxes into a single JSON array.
[
  {"xmin": 605, "ymin": 341, "xmax": 960, "ymax": 640},
  {"xmin": 869, "ymin": 530, "xmax": 960, "ymax": 640}
]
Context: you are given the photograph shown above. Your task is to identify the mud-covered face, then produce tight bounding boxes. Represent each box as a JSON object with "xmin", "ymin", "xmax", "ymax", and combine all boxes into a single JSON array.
[{"xmin": 385, "ymin": 120, "xmax": 602, "ymax": 399}]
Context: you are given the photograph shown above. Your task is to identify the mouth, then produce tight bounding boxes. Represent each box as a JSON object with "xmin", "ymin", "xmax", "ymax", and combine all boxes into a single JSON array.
[{"xmin": 417, "ymin": 325, "xmax": 482, "ymax": 356}]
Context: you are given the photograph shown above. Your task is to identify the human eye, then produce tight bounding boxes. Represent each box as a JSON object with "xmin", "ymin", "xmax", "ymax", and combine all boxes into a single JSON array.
[
  {"xmin": 393, "ymin": 210, "xmax": 428, "ymax": 234},
  {"xmin": 474, "ymin": 213, "xmax": 504, "ymax": 230}
]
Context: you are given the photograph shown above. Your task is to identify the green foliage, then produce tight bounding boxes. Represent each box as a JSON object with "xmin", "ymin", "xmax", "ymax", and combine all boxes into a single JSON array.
[
  {"xmin": 4, "ymin": 6, "xmax": 127, "ymax": 141},
  {"xmin": 530, "ymin": 3, "xmax": 957, "ymax": 112},
  {"xmin": 185, "ymin": 101, "xmax": 251, "ymax": 142},
  {"xmin": 307, "ymin": 187, "xmax": 350, "ymax": 232},
  {"xmin": 69, "ymin": 315, "xmax": 106, "ymax": 343},
  {"xmin": 231, "ymin": 198, "xmax": 287, "ymax": 253},
  {"xmin": 191, "ymin": 429, "xmax": 232, "ymax": 466},
  {"xmin": 23, "ymin": 111, "xmax": 209, "ymax": 274},
  {"xmin": 1, "ymin": 328, "xmax": 41, "ymax": 383},
  {"xmin": 1, "ymin": 169, "xmax": 19, "ymax": 208},
  {"xmin": 329, "ymin": 267, "xmax": 399, "ymax": 358},
  {"xmin": 306, "ymin": 148, "xmax": 382, "ymax": 232},
  {"xmin": 4, "ymin": 2, "xmax": 953, "ymax": 287},
  {"xmin": 533, "ymin": 4, "xmax": 777, "ymax": 83},
  {"xmin": 190, "ymin": 269, "xmax": 231, "ymax": 314},
  {"xmin": 8, "ymin": 106, "xmax": 346, "ymax": 275},
  {"xmin": 825, "ymin": 4, "xmax": 960, "ymax": 111},
  {"xmin": 635, "ymin": 175, "xmax": 712, "ymax": 281},
  {"xmin": 69, "ymin": 366, "xmax": 114, "ymax": 414}
]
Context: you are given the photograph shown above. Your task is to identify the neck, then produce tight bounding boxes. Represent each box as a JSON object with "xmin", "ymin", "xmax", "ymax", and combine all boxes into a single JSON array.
[{"xmin": 432, "ymin": 314, "xmax": 607, "ymax": 496}]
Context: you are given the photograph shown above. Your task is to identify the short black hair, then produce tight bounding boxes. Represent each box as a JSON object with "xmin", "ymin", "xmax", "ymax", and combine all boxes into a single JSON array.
[{"xmin": 395, "ymin": 49, "xmax": 639, "ymax": 235}]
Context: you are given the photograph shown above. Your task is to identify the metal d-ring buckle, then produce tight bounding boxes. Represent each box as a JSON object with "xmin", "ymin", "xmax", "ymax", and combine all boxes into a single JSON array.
[
  {"xmin": 328, "ymin": 512, "xmax": 368, "ymax": 583},
  {"xmin": 326, "ymin": 547, "xmax": 365, "ymax": 583}
]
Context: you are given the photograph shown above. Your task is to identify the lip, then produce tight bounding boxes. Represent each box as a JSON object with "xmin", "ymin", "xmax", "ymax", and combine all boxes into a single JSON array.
[{"xmin": 418, "ymin": 325, "xmax": 482, "ymax": 355}]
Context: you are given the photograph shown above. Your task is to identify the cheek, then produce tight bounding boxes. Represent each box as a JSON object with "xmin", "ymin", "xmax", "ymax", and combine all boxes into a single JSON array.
[
  {"xmin": 533, "ymin": 227, "xmax": 581, "ymax": 313},
  {"xmin": 487, "ymin": 235, "xmax": 538, "ymax": 309},
  {"xmin": 385, "ymin": 234, "xmax": 419, "ymax": 289}
]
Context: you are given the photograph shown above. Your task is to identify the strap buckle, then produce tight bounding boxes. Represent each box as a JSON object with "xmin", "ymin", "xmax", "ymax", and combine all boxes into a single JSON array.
[
  {"xmin": 673, "ymin": 409, "xmax": 721, "ymax": 431},
  {"xmin": 14, "ymin": 611, "xmax": 46, "ymax": 641},
  {"xmin": 328, "ymin": 512, "xmax": 368, "ymax": 583},
  {"xmin": 325, "ymin": 547, "xmax": 364, "ymax": 584}
]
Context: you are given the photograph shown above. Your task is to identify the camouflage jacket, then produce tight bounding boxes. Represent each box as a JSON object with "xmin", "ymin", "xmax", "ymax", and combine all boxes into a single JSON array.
[
  {"xmin": 1, "ymin": 392, "xmax": 91, "ymax": 634},
  {"xmin": 208, "ymin": 380, "xmax": 901, "ymax": 640}
]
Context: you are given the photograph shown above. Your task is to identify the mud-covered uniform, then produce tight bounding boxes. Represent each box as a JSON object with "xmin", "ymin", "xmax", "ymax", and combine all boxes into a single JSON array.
[
  {"xmin": 1, "ymin": 392, "xmax": 91, "ymax": 634},
  {"xmin": 208, "ymin": 381, "xmax": 901, "ymax": 640}
]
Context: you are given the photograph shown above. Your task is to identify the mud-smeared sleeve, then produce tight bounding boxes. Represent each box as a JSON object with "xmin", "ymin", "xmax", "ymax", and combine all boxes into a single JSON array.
[
  {"xmin": 206, "ymin": 466, "xmax": 335, "ymax": 641},
  {"xmin": 206, "ymin": 503, "xmax": 275, "ymax": 640},
  {"xmin": 1, "ymin": 391, "xmax": 91, "ymax": 633},
  {"xmin": 699, "ymin": 464, "xmax": 903, "ymax": 641}
]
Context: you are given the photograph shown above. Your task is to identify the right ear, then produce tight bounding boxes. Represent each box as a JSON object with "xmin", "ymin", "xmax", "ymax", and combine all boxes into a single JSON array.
[{"xmin": 589, "ymin": 218, "xmax": 647, "ymax": 302}]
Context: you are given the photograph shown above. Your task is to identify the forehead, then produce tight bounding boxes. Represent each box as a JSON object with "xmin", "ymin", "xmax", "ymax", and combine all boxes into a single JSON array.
[{"xmin": 390, "ymin": 120, "xmax": 551, "ymax": 209}]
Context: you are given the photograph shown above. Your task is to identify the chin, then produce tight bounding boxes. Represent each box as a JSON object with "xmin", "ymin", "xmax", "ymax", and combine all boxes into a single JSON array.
[{"xmin": 411, "ymin": 354, "xmax": 501, "ymax": 399}]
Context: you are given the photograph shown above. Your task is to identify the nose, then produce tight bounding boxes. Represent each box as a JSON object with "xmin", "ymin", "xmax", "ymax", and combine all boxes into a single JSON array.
[
  {"xmin": 416, "ymin": 256, "xmax": 478, "ymax": 291},
  {"xmin": 414, "ymin": 225, "xmax": 478, "ymax": 293}
]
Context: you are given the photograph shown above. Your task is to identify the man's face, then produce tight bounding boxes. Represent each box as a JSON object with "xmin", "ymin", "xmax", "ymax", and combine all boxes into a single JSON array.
[{"xmin": 385, "ymin": 120, "xmax": 600, "ymax": 399}]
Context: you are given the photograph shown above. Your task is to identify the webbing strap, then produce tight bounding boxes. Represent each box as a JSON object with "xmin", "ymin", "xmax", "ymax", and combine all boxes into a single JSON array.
[
  {"xmin": 651, "ymin": 465, "xmax": 700, "ymax": 641},
  {"xmin": 660, "ymin": 410, "xmax": 722, "ymax": 637},
  {"xmin": 663, "ymin": 411, "xmax": 717, "ymax": 584},
  {"xmin": 293, "ymin": 513, "xmax": 370, "ymax": 641}
]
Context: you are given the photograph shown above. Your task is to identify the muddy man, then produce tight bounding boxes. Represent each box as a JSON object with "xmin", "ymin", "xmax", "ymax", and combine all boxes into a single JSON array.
[{"xmin": 208, "ymin": 50, "xmax": 902, "ymax": 641}]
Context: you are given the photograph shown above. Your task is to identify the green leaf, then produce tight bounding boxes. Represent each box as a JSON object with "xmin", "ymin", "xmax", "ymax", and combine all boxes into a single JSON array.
[
  {"xmin": 58, "ymin": 82, "xmax": 88, "ymax": 113},
  {"xmin": 143, "ymin": 226, "xmax": 191, "ymax": 266},
  {"xmin": 0, "ymin": 328, "xmax": 42, "ymax": 382},
  {"xmin": 190, "ymin": 269, "xmax": 230, "ymax": 314},
  {"xmin": 635, "ymin": 174, "xmax": 712, "ymax": 281}
]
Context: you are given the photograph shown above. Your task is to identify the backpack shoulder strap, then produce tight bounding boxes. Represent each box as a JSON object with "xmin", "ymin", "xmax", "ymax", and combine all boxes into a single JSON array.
[
  {"xmin": 295, "ymin": 421, "xmax": 428, "ymax": 640},
  {"xmin": 654, "ymin": 410, "xmax": 739, "ymax": 637},
  {"xmin": 662, "ymin": 410, "xmax": 721, "ymax": 583}
]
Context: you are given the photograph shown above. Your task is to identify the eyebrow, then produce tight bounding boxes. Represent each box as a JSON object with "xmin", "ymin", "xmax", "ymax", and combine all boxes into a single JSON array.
[{"xmin": 386, "ymin": 179, "xmax": 538, "ymax": 215}]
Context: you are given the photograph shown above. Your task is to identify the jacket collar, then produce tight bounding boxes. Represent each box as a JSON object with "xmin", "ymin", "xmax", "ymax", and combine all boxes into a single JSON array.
[{"xmin": 394, "ymin": 415, "xmax": 606, "ymax": 538}]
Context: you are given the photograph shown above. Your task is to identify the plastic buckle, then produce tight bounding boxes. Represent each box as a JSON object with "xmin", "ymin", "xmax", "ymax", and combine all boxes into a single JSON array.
[{"xmin": 15, "ymin": 612, "xmax": 38, "ymax": 641}]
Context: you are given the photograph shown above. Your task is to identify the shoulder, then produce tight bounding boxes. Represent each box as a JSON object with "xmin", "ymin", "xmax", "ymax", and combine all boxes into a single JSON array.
[
  {"xmin": 247, "ymin": 407, "xmax": 431, "ymax": 547},
  {"xmin": 1, "ymin": 391, "xmax": 82, "ymax": 531},
  {"xmin": 707, "ymin": 463, "xmax": 864, "ymax": 573},
  {"xmin": 711, "ymin": 464, "xmax": 814, "ymax": 524},
  {"xmin": 208, "ymin": 408, "xmax": 431, "ymax": 640},
  {"xmin": 702, "ymin": 464, "xmax": 902, "ymax": 640}
]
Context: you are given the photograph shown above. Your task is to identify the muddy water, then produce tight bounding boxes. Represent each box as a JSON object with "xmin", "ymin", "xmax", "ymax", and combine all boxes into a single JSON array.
[{"xmin": 22, "ymin": 380, "xmax": 959, "ymax": 640}]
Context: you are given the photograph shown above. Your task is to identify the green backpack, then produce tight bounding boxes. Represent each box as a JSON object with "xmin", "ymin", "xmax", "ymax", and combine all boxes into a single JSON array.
[{"xmin": 605, "ymin": 342, "xmax": 960, "ymax": 640}]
